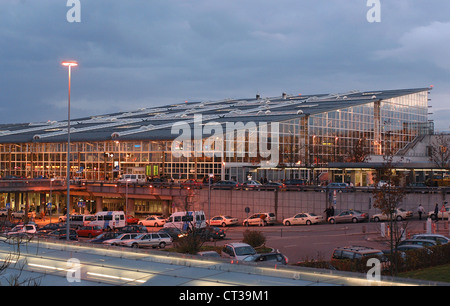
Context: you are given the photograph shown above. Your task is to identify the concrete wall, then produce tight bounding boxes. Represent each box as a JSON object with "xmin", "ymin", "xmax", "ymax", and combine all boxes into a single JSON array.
[{"xmin": 177, "ymin": 189, "xmax": 448, "ymax": 223}]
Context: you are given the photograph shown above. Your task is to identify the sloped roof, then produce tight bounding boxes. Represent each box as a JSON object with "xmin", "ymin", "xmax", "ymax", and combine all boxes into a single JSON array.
[{"xmin": 0, "ymin": 87, "xmax": 430, "ymax": 143}]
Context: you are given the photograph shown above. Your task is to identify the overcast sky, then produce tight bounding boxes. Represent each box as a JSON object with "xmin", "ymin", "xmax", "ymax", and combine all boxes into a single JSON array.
[{"xmin": 1, "ymin": 0, "xmax": 449, "ymax": 131}]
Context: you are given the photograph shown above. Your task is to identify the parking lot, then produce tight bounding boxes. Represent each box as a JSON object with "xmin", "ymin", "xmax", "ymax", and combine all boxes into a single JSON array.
[{"xmin": 10, "ymin": 214, "xmax": 447, "ymax": 265}]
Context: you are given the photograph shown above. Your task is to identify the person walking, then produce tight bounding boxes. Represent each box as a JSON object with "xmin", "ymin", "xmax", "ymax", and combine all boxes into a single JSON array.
[
  {"xmin": 434, "ymin": 203, "xmax": 439, "ymax": 221},
  {"xmin": 417, "ymin": 204, "xmax": 425, "ymax": 220}
]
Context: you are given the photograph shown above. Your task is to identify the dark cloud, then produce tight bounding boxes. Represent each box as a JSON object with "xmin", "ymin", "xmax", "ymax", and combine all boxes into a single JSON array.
[{"xmin": 0, "ymin": 0, "xmax": 449, "ymax": 131}]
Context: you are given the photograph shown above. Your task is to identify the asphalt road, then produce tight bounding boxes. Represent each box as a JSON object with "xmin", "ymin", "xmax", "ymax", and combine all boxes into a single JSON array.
[{"xmin": 202, "ymin": 219, "xmax": 449, "ymax": 263}]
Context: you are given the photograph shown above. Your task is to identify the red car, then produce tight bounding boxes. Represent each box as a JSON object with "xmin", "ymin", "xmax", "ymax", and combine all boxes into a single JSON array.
[
  {"xmin": 76, "ymin": 225, "xmax": 103, "ymax": 238},
  {"xmin": 126, "ymin": 215, "xmax": 140, "ymax": 224}
]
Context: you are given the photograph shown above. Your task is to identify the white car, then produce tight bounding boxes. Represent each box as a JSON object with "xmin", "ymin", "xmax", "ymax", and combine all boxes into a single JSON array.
[
  {"xmin": 428, "ymin": 207, "xmax": 450, "ymax": 220},
  {"xmin": 120, "ymin": 232, "xmax": 172, "ymax": 248},
  {"xmin": 0, "ymin": 208, "xmax": 8, "ymax": 216},
  {"xmin": 102, "ymin": 233, "xmax": 139, "ymax": 246},
  {"xmin": 7, "ymin": 224, "xmax": 37, "ymax": 236},
  {"xmin": 221, "ymin": 242, "xmax": 257, "ymax": 261},
  {"xmin": 11, "ymin": 210, "xmax": 26, "ymax": 218},
  {"xmin": 371, "ymin": 208, "xmax": 412, "ymax": 222},
  {"xmin": 283, "ymin": 212, "xmax": 323, "ymax": 226},
  {"xmin": 139, "ymin": 215, "xmax": 166, "ymax": 227},
  {"xmin": 411, "ymin": 234, "xmax": 450, "ymax": 245},
  {"xmin": 208, "ymin": 215, "xmax": 239, "ymax": 227},
  {"xmin": 243, "ymin": 212, "xmax": 276, "ymax": 226}
]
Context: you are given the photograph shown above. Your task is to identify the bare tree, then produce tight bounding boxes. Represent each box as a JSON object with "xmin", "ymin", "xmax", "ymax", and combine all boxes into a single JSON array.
[
  {"xmin": 371, "ymin": 135, "xmax": 407, "ymax": 276},
  {"xmin": 429, "ymin": 134, "xmax": 450, "ymax": 186},
  {"xmin": 345, "ymin": 137, "xmax": 371, "ymax": 163}
]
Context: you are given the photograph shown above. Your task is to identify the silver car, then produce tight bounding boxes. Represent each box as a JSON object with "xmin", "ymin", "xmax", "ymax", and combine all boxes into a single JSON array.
[
  {"xmin": 328, "ymin": 210, "xmax": 368, "ymax": 224},
  {"xmin": 121, "ymin": 232, "xmax": 172, "ymax": 248}
]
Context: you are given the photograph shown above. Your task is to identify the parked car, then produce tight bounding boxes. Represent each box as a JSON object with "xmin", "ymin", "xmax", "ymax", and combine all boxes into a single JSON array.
[
  {"xmin": 126, "ymin": 215, "xmax": 139, "ymax": 224},
  {"xmin": 197, "ymin": 226, "xmax": 226, "ymax": 241},
  {"xmin": 242, "ymin": 252, "xmax": 288, "ymax": 265},
  {"xmin": 102, "ymin": 233, "xmax": 140, "ymax": 246},
  {"xmin": 328, "ymin": 210, "xmax": 368, "ymax": 224},
  {"xmin": 212, "ymin": 180, "xmax": 239, "ymax": 190},
  {"xmin": 221, "ymin": 242, "xmax": 257, "ymax": 261},
  {"xmin": 38, "ymin": 223, "xmax": 65, "ymax": 235},
  {"xmin": 371, "ymin": 208, "xmax": 413, "ymax": 222},
  {"xmin": 240, "ymin": 180, "xmax": 262, "ymax": 190},
  {"xmin": 283, "ymin": 179, "xmax": 306, "ymax": 190},
  {"xmin": 120, "ymin": 232, "xmax": 172, "ymax": 249},
  {"xmin": 208, "ymin": 215, "xmax": 238, "ymax": 227},
  {"xmin": 11, "ymin": 210, "xmax": 26, "ymax": 218},
  {"xmin": 331, "ymin": 246, "xmax": 384, "ymax": 261},
  {"xmin": 411, "ymin": 234, "xmax": 450, "ymax": 245},
  {"xmin": 47, "ymin": 228, "xmax": 78, "ymax": 240},
  {"xmin": 323, "ymin": 182, "xmax": 354, "ymax": 192},
  {"xmin": 87, "ymin": 232, "xmax": 119, "ymax": 244},
  {"xmin": 283, "ymin": 212, "xmax": 323, "ymax": 226},
  {"xmin": 120, "ymin": 224, "xmax": 148, "ymax": 233},
  {"xmin": 7, "ymin": 224, "xmax": 37, "ymax": 237},
  {"xmin": 398, "ymin": 239, "xmax": 437, "ymax": 247},
  {"xmin": 0, "ymin": 208, "xmax": 8, "ymax": 216},
  {"xmin": 197, "ymin": 251, "xmax": 221, "ymax": 258},
  {"xmin": 243, "ymin": 212, "xmax": 276, "ymax": 226},
  {"xmin": 428, "ymin": 207, "xmax": 450, "ymax": 220},
  {"xmin": 139, "ymin": 215, "xmax": 166, "ymax": 227},
  {"xmin": 261, "ymin": 182, "xmax": 285, "ymax": 190},
  {"xmin": 76, "ymin": 225, "xmax": 103, "ymax": 238},
  {"xmin": 181, "ymin": 179, "xmax": 203, "ymax": 189},
  {"xmin": 158, "ymin": 227, "xmax": 187, "ymax": 240}
]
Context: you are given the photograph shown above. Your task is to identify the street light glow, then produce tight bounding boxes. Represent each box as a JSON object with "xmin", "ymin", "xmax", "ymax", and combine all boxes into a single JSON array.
[{"xmin": 61, "ymin": 61, "xmax": 78, "ymax": 67}]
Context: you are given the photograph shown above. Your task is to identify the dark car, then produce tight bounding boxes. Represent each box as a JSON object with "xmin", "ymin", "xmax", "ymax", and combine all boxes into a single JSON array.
[
  {"xmin": 120, "ymin": 224, "xmax": 148, "ymax": 233},
  {"xmin": 87, "ymin": 232, "xmax": 120, "ymax": 244},
  {"xmin": 38, "ymin": 223, "xmax": 65, "ymax": 235},
  {"xmin": 283, "ymin": 179, "xmax": 306, "ymax": 190},
  {"xmin": 212, "ymin": 180, "xmax": 239, "ymax": 190},
  {"xmin": 197, "ymin": 226, "xmax": 226, "ymax": 241},
  {"xmin": 242, "ymin": 252, "xmax": 288, "ymax": 265},
  {"xmin": 158, "ymin": 227, "xmax": 187, "ymax": 240},
  {"xmin": 261, "ymin": 182, "xmax": 285, "ymax": 190},
  {"xmin": 48, "ymin": 228, "xmax": 78, "ymax": 241},
  {"xmin": 323, "ymin": 182, "xmax": 354, "ymax": 192}
]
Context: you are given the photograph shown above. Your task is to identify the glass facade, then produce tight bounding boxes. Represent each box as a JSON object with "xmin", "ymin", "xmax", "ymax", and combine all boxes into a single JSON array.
[{"xmin": 0, "ymin": 90, "xmax": 430, "ymax": 183}]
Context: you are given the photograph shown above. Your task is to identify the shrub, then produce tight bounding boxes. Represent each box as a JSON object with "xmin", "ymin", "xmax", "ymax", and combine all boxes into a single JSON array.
[
  {"xmin": 173, "ymin": 231, "xmax": 204, "ymax": 254},
  {"xmin": 242, "ymin": 229, "xmax": 266, "ymax": 248}
]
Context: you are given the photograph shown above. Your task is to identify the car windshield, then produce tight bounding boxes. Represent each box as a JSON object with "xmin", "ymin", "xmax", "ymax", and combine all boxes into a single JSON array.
[{"xmin": 235, "ymin": 246, "xmax": 257, "ymax": 256}]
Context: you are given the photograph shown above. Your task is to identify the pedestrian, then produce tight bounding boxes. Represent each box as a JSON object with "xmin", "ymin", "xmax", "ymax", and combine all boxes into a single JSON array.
[
  {"xmin": 330, "ymin": 205, "xmax": 335, "ymax": 217},
  {"xmin": 259, "ymin": 213, "xmax": 267, "ymax": 226},
  {"xmin": 417, "ymin": 204, "xmax": 425, "ymax": 220},
  {"xmin": 434, "ymin": 203, "xmax": 439, "ymax": 221},
  {"xmin": 324, "ymin": 207, "xmax": 330, "ymax": 220}
]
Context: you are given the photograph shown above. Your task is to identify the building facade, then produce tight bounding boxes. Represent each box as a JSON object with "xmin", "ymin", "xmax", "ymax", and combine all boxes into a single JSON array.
[{"xmin": 0, "ymin": 87, "xmax": 432, "ymax": 185}]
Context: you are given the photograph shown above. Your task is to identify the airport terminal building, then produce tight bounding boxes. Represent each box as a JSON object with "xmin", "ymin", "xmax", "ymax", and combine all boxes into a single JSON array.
[{"xmin": 0, "ymin": 87, "xmax": 433, "ymax": 186}]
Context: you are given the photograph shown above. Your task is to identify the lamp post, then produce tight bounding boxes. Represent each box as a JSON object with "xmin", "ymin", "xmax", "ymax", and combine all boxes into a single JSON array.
[{"xmin": 62, "ymin": 60, "xmax": 78, "ymax": 240}]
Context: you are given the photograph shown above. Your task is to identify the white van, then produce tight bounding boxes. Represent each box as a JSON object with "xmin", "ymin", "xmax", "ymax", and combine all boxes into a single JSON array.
[
  {"xmin": 118, "ymin": 174, "xmax": 147, "ymax": 184},
  {"xmin": 69, "ymin": 214, "xmax": 96, "ymax": 229},
  {"xmin": 163, "ymin": 211, "xmax": 206, "ymax": 231},
  {"xmin": 88, "ymin": 211, "xmax": 126, "ymax": 230}
]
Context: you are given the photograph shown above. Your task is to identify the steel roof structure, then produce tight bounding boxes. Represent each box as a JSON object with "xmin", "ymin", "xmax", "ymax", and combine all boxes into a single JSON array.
[{"xmin": 0, "ymin": 87, "xmax": 429, "ymax": 144}]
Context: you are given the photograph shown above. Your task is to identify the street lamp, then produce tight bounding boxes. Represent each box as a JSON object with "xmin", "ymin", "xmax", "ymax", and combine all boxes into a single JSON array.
[{"xmin": 62, "ymin": 60, "xmax": 78, "ymax": 240}]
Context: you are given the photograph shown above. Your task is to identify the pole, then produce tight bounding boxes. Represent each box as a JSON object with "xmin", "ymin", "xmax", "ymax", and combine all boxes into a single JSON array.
[
  {"xmin": 62, "ymin": 60, "xmax": 77, "ymax": 241},
  {"xmin": 66, "ymin": 64, "xmax": 71, "ymax": 241}
]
